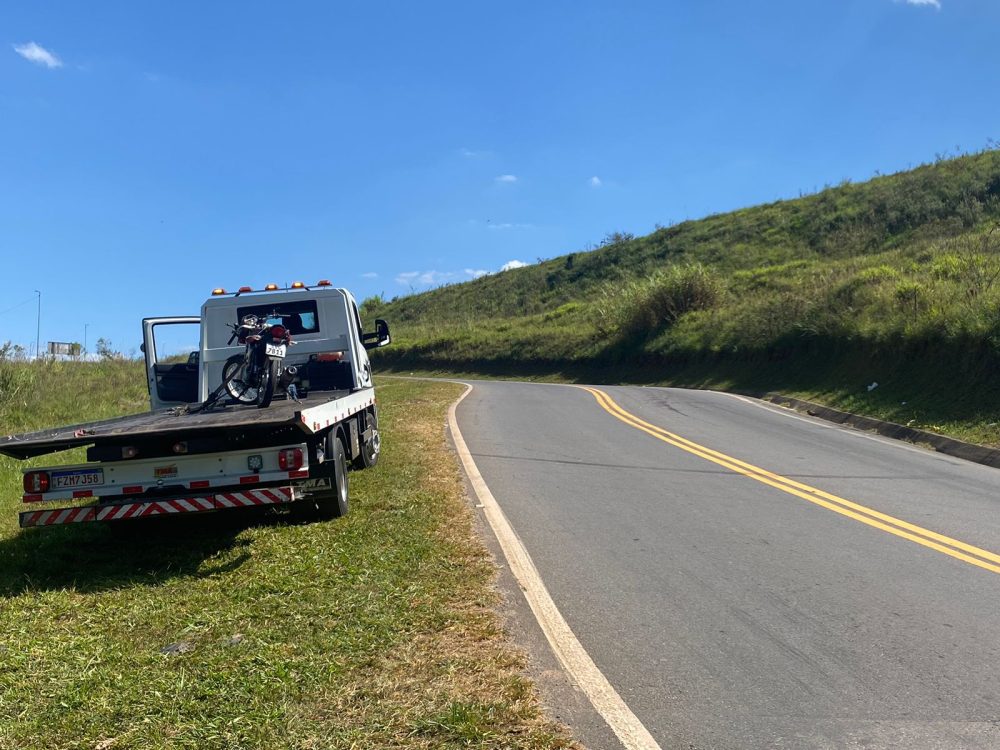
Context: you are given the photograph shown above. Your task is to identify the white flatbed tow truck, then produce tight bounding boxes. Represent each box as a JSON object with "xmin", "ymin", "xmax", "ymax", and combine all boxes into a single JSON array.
[{"xmin": 1, "ymin": 280, "xmax": 390, "ymax": 528}]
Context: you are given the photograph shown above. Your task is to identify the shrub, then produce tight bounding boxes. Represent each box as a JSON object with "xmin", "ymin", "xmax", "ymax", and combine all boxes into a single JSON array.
[
  {"xmin": 929, "ymin": 253, "xmax": 965, "ymax": 280},
  {"xmin": 596, "ymin": 264, "xmax": 723, "ymax": 339},
  {"xmin": 0, "ymin": 342, "xmax": 35, "ymax": 415},
  {"xmin": 894, "ymin": 281, "xmax": 930, "ymax": 314},
  {"xmin": 832, "ymin": 265, "xmax": 900, "ymax": 306}
]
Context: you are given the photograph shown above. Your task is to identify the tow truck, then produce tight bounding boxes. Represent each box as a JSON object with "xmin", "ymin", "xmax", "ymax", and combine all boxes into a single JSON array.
[{"xmin": 1, "ymin": 280, "xmax": 390, "ymax": 528}]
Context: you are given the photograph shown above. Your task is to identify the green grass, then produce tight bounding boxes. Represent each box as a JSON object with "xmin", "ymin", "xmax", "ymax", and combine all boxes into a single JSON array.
[
  {"xmin": 0, "ymin": 360, "xmax": 575, "ymax": 749},
  {"xmin": 368, "ymin": 149, "xmax": 1000, "ymax": 447}
]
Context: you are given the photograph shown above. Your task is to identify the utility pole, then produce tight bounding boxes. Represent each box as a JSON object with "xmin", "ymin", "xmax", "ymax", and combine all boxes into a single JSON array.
[
  {"xmin": 34, "ymin": 289, "xmax": 41, "ymax": 361},
  {"xmin": 84, "ymin": 323, "xmax": 89, "ymax": 357}
]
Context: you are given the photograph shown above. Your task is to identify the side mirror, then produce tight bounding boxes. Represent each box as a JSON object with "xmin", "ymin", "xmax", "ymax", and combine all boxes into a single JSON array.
[
  {"xmin": 139, "ymin": 343, "xmax": 146, "ymax": 354},
  {"xmin": 362, "ymin": 319, "xmax": 391, "ymax": 350}
]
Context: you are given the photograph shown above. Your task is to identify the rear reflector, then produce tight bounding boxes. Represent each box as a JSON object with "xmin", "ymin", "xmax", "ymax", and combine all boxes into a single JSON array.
[
  {"xmin": 240, "ymin": 475, "xmax": 260, "ymax": 484},
  {"xmin": 123, "ymin": 485, "xmax": 143, "ymax": 495},
  {"xmin": 314, "ymin": 352, "xmax": 343, "ymax": 362},
  {"xmin": 22, "ymin": 494, "xmax": 43, "ymax": 503},
  {"xmin": 72, "ymin": 490, "xmax": 93, "ymax": 499},
  {"xmin": 189, "ymin": 480, "xmax": 210, "ymax": 489},
  {"xmin": 288, "ymin": 469, "xmax": 309, "ymax": 479}
]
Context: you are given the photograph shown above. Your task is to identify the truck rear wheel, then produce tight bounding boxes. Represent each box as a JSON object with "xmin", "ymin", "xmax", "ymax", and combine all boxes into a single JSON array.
[{"xmin": 314, "ymin": 434, "xmax": 349, "ymax": 519}]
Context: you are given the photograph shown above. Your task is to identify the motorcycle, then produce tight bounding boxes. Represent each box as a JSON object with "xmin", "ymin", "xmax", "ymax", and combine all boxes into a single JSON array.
[{"xmin": 222, "ymin": 312, "xmax": 295, "ymax": 408}]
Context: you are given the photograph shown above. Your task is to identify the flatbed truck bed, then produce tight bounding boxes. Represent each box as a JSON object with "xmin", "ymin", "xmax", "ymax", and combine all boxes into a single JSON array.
[{"xmin": 1, "ymin": 389, "xmax": 368, "ymax": 460}]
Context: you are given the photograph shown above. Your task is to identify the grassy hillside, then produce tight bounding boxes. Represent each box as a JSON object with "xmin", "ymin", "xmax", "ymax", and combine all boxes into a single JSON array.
[
  {"xmin": 0, "ymin": 359, "xmax": 574, "ymax": 749},
  {"xmin": 368, "ymin": 149, "xmax": 1000, "ymax": 446}
]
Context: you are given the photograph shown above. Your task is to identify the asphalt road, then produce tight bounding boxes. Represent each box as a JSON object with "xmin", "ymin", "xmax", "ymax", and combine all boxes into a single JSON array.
[{"xmin": 454, "ymin": 380, "xmax": 1000, "ymax": 750}]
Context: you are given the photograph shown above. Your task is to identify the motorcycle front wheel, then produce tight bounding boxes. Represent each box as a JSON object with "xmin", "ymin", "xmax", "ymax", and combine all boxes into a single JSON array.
[
  {"xmin": 222, "ymin": 354, "xmax": 258, "ymax": 404},
  {"xmin": 256, "ymin": 358, "xmax": 279, "ymax": 408}
]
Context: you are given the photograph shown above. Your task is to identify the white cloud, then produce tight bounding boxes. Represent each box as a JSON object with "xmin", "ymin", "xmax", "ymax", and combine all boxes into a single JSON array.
[
  {"xmin": 488, "ymin": 222, "xmax": 534, "ymax": 230},
  {"xmin": 588, "ymin": 176, "xmax": 603, "ymax": 188},
  {"xmin": 395, "ymin": 270, "xmax": 458, "ymax": 287},
  {"xmin": 460, "ymin": 147, "xmax": 493, "ymax": 159},
  {"xmin": 495, "ymin": 174, "xmax": 518, "ymax": 184},
  {"xmin": 13, "ymin": 41, "xmax": 62, "ymax": 69},
  {"xmin": 500, "ymin": 260, "xmax": 528, "ymax": 272},
  {"xmin": 395, "ymin": 267, "xmax": 494, "ymax": 288},
  {"xmin": 898, "ymin": 0, "xmax": 940, "ymax": 7},
  {"xmin": 361, "ymin": 272, "xmax": 378, "ymax": 279}
]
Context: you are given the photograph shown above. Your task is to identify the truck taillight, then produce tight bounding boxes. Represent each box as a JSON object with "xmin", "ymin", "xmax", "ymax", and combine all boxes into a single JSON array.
[
  {"xmin": 278, "ymin": 448, "xmax": 303, "ymax": 471},
  {"xmin": 23, "ymin": 471, "xmax": 49, "ymax": 493}
]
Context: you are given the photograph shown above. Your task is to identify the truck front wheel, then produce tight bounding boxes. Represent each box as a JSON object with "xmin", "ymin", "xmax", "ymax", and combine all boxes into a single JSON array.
[{"xmin": 352, "ymin": 407, "xmax": 380, "ymax": 470}]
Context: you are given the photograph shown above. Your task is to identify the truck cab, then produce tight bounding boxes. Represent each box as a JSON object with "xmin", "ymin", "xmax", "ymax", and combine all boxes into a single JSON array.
[{"xmin": 142, "ymin": 281, "xmax": 390, "ymax": 410}]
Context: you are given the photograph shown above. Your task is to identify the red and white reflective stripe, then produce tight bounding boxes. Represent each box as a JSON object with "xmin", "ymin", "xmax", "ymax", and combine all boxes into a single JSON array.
[
  {"xmin": 216, "ymin": 488, "xmax": 290, "ymax": 507},
  {"xmin": 20, "ymin": 487, "xmax": 295, "ymax": 528},
  {"xmin": 95, "ymin": 496, "xmax": 217, "ymax": 521},
  {"xmin": 21, "ymin": 507, "xmax": 96, "ymax": 526}
]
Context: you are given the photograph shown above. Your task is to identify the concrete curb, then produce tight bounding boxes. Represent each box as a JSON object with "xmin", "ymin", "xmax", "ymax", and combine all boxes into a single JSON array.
[{"xmin": 759, "ymin": 392, "xmax": 1000, "ymax": 469}]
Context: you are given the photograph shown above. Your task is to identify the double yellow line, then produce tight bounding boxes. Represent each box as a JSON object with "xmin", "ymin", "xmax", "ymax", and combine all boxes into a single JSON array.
[{"xmin": 582, "ymin": 387, "xmax": 1000, "ymax": 575}]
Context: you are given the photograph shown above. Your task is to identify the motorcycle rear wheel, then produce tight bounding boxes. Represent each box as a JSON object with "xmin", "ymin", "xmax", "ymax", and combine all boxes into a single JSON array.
[{"xmin": 222, "ymin": 354, "xmax": 258, "ymax": 404}]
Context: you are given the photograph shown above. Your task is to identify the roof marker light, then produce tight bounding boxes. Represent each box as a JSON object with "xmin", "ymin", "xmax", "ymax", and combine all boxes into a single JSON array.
[
  {"xmin": 291, "ymin": 281, "xmax": 305, "ymax": 289},
  {"xmin": 211, "ymin": 288, "xmax": 226, "ymax": 296},
  {"xmin": 238, "ymin": 286, "xmax": 253, "ymax": 293},
  {"xmin": 264, "ymin": 283, "xmax": 279, "ymax": 291},
  {"xmin": 316, "ymin": 279, "xmax": 332, "ymax": 287}
]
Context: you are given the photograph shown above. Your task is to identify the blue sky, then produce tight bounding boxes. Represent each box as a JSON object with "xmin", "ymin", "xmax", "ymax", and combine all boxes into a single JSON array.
[{"xmin": 2, "ymin": 0, "xmax": 998, "ymax": 356}]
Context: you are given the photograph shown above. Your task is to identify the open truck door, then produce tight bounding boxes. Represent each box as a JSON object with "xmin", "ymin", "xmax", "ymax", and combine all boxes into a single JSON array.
[{"xmin": 142, "ymin": 317, "xmax": 201, "ymax": 410}]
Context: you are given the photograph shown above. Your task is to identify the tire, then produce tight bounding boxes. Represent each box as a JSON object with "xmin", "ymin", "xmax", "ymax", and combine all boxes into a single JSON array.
[
  {"xmin": 314, "ymin": 434, "xmax": 349, "ymax": 519},
  {"xmin": 351, "ymin": 407, "xmax": 380, "ymax": 470},
  {"xmin": 222, "ymin": 354, "xmax": 257, "ymax": 404},
  {"xmin": 256, "ymin": 358, "xmax": 278, "ymax": 408}
]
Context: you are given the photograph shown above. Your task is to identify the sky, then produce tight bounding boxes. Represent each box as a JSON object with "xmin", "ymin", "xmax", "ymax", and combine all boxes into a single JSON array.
[{"xmin": 2, "ymin": 0, "xmax": 999, "ymax": 357}]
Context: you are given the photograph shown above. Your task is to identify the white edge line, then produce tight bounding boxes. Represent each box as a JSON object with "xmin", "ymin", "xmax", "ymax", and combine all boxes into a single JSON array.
[{"xmin": 448, "ymin": 382, "xmax": 663, "ymax": 750}]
